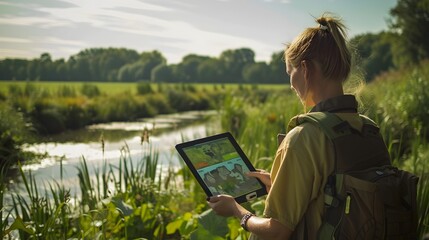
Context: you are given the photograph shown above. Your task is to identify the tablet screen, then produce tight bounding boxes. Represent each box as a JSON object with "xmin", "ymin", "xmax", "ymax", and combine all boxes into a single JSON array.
[{"xmin": 177, "ymin": 133, "xmax": 266, "ymax": 201}]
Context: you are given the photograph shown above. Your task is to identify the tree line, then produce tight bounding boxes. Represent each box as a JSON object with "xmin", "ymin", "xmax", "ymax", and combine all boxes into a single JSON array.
[
  {"xmin": 0, "ymin": 48, "xmax": 287, "ymax": 84},
  {"xmin": 0, "ymin": 0, "xmax": 427, "ymax": 84}
]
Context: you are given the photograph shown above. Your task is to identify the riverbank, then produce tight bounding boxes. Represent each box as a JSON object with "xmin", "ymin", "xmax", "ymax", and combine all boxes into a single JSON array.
[
  {"xmin": 9, "ymin": 110, "xmax": 218, "ymax": 191},
  {"xmin": 0, "ymin": 82, "xmax": 228, "ymax": 171},
  {"xmin": 1, "ymin": 110, "xmax": 220, "ymax": 239}
]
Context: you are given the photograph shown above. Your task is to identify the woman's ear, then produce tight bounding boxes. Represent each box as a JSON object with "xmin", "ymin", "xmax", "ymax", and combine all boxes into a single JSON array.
[{"xmin": 301, "ymin": 60, "xmax": 311, "ymax": 81}]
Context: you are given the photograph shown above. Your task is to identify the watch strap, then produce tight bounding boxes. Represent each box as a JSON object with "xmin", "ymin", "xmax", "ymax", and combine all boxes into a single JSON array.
[{"xmin": 240, "ymin": 212, "xmax": 255, "ymax": 231}]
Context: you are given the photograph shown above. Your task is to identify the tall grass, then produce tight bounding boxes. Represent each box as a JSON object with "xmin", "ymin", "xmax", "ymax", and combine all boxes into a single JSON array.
[
  {"xmin": 2, "ymin": 140, "xmax": 188, "ymax": 239},
  {"xmin": 221, "ymin": 88, "xmax": 302, "ymax": 169}
]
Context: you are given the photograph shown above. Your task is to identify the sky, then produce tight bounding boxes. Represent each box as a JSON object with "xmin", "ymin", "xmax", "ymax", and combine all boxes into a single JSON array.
[{"xmin": 0, "ymin": 0, "xmax": 398, "ymax": 64}]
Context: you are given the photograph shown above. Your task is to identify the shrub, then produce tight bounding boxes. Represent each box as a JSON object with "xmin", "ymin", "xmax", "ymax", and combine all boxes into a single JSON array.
[
  {"xmin": 144, "ymin": 93, "xmax": 173, "ymax": 114},
  {"xmin": 0, "ymin": 103, "xmax": 29, "ymax": 165},
  {"xmin": 136, "ymin": 81, "xmax": 153, "ymax": 95},
  {"xmin": 63, "ymin": 104, "xmax": 90, "ymax": 130},
  {"xmin": 8, "ymin": 84, "xmax": 23, "ymax": 97},
  {"xmin": 57, "ymin": 85, "xmax": 76, "ymax": 97},
  {"xmin": 95, "ymin": 94, "xmax": 141, "ymax": 122},
  {"xmin": 32, "ymin": 106, "xmax": 66, "ymax": 134},
  {"xmin": 81, "ymin": 83, "xmax": 100, "ymax": 98},
  {"xmin": 0, "ymin": 91, "xmax": 5, "ymax": 101}
]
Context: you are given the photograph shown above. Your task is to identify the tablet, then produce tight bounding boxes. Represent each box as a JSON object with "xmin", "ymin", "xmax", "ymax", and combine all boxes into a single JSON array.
[{"xmin": 175, "ymin": 132, "xmax": 267, "ymax": 203}]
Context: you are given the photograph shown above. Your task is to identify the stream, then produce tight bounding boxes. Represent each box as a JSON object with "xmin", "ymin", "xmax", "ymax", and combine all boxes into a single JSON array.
[{"xmin": 8, "ymin": 110, "xmax": 220, "ymax": 197}]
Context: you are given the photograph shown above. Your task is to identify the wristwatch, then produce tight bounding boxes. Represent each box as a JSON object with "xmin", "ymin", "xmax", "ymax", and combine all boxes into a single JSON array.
[{"xmin": 240, "ymin": 212, "xmax": 255, "ymax": 231}]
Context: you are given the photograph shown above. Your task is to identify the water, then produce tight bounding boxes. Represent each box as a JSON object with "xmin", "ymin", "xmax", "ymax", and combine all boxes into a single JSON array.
[{"xmin": 10, "ymin": 110, "xmax": 220, "ymax": 196}]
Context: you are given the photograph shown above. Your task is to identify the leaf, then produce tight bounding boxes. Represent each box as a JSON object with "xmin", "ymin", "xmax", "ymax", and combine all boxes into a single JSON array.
[
  {"xmin": 227, "ymin": 217, "xmax": 241, "ymax": 240},
  {"xmin": 111, "ymin": 197, "xmax": 134, "ymax": 216},
  {"xmin": 251, "ymin": 199, "xmax": 265, "ymax": 216},
  {"xmin": 166, "ymin": 218, "xmax": 183, "ymax": 235},
  {"xmin": 197, "ymin": 209, "xmax": 229, "ymax": 237},
  {"xmin": 190, "ymin": 224, "xmax": 224, "ymax": 240},
  {"xmin": 4, "ymin": 216, "xmax": 34, "ymax": 236},
  {"xmin": 180, "ymin": 217, "xmax": 196, "ymax": 236}
]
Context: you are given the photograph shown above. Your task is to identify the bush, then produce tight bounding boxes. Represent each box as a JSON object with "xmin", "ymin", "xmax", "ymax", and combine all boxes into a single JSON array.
[
  {"xmin": 145, "ymin": 93, "xmax": 173, "ymax": 114},
  {"xmin": 8, "ymin": 84, "xmax": 23, "ymax": 97},
  {"xmin": 57, "ymin": 85, "xmax": 76, "ymax": 97},
  {"xmin": 81, "ymin": 83, "xmax": 100, "ymax": 98},
  {"xmin": 63, "ymin": 104, "xmax": 90, "ymax": 129},
  {"xmin": 31, "ymin": 103, "xmax": 66, "ymax": 134},
  {"xmin": 136, "ymin": 81, "xmax": 153, "ymax": 95},
  {"xmin": 95, "ymin": 94, "xmax": 141, "ymax": 122},
  {"xmin": 0, "ymin": 91, "xmax": 5, "ymax": 101},
  {"xmin": 167, "ymin": 89, "xmax": 200, "ymax": 112},
  {"xmin": 0, "ymin": 103, "xmax": 29, "ymax": 165}
]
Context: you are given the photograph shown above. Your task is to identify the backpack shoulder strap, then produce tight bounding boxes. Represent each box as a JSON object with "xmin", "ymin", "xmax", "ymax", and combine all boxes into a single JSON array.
[{"xmin": 287, "ymin": 112, "xmax": 350, "ymax": 140}]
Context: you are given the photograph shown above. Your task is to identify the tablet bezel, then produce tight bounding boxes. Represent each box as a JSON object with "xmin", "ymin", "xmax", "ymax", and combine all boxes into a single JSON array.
[{"xmin": 175, "ymin": 132, "xmax": 267, "ymax": 203}]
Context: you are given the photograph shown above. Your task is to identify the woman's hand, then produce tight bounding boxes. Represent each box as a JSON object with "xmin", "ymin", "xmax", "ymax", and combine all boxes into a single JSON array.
[
  {"xmin": 247, "ymin": 169, "xmax": 271, "ymax": 193},
  {"xmin": 207, "ymin": 195, "xmax": 247, "ymax": 218}
]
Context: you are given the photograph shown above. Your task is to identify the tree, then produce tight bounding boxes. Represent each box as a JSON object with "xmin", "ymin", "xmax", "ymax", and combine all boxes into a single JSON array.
[
  {"xmin": 69, "ymin": 48, "xmax": 139, "ymax": 81},
  {"xmin": 219, "ymin": 48, "xmax": 255, "ymax": 83},
  {"xmin": 242, "ymin": 62, "xmax": 271, "ymax": 83},
  {"xmin": 138, "ymin": 51, "xmax": 166, "ymax": 80},
  {"xmin": 269, "ymin": 51, "xmax": 288, "ymax": 84},
  {"xmin": 351, "ymin": 32, "xmax": 394, "ymax": 81},
  {"xmin": 55, "ymin": 59, "xmax": 68, "ymax": 81},
  {"xmin": 151, "ymin": 64, "xmax": 172, "ymax": 82},
  {"xmin": 176, "ymin": 54, "xmax": 210, "ymax": 82},
  {"xmin": 197, "ymin": 59, "xmax": 223, "ymax": 83},
  {"xmin": 389, "ymin": 0, "xmax": 429, "ymax": 65},
  {"xmin": 117, "ymin": 64, "xmax": 133, "ymax": 82}
]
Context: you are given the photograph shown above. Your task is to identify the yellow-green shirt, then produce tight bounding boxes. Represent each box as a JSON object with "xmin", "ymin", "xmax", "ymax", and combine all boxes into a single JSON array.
[{"xmin": 250, "ymin": 95, "xmax": 363, "ymax": 240}]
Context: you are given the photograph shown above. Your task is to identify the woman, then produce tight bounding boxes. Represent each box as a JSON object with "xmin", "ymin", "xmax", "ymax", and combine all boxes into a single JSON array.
[{"xmin": 207, "ymin": 14, "xmax": 359, "ymax": 239}]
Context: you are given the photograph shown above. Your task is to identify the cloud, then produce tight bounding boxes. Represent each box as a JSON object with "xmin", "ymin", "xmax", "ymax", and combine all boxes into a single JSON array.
[
  {"xmin": 32, "ymin": 0, "xmax": 274, "ymax": 60},
  {"xmin": 38, "ymin": 0, "xmax": 173, "ymax": 27},
  {"xmin": 42, "ymin": 37, "xmax": 86, "ymax": 47},
  {"xmin": 0, "ymin": 16, "xmax": 70, "ymax": 28},
  {"xmin": 0, "ymin": 36, "xmax": 32, "ymax": 43},
  {"xmin": 0, "ymin": 0, "xmax": 286, "ymax": 62}
]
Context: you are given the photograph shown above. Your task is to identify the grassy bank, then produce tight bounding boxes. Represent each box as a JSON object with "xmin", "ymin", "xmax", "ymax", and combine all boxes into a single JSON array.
[
  {"xmin": 0, "ymin": 82, "xmax": 226, "ymax": 167},
  {"xmin": 2, "ymin": 61, "xmax": 429, "ymax": 239}
]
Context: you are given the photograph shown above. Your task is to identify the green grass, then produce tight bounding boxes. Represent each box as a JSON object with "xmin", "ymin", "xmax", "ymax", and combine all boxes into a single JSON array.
[
  {"xmin": 0, "ymin": 81, "xmax": 137, "ymax": 95},
  {"xmin": 0, "ymin": 81, "xmax": 288, "ymax": 96}
]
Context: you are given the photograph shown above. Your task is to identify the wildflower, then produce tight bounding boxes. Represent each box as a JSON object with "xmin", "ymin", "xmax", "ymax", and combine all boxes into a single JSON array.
[{"xmin": 267, "ymin": 113, "xmax": 277, "ymax": 123}]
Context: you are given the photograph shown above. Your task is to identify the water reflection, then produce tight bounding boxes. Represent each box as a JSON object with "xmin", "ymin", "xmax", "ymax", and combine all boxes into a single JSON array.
[{"xmin": 13, "ymin": 110, "xmax": 220, "ymax": 197}]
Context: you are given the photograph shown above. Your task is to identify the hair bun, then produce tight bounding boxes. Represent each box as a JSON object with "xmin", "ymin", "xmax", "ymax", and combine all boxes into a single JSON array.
[{"xmin": 317, "ymin": 18, "xmax": 328, "ymax": 26}]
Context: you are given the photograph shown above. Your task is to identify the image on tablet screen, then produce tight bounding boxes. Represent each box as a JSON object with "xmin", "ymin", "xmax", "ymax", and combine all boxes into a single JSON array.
[{"xmin": 182, "ymin": 137, "xmax": 261, "ymax": 197}]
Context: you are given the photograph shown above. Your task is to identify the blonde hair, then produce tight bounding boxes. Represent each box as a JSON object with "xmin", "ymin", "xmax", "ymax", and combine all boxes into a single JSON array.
[{"xmin": 285, "ymin": 13, "xmax": 351, "ymax": 83}]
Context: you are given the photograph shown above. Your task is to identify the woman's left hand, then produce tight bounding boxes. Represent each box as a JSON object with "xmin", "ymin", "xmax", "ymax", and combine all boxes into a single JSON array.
[{"xmin": 207, "ymin": 195, "xmax": 246, "ymax": 218}]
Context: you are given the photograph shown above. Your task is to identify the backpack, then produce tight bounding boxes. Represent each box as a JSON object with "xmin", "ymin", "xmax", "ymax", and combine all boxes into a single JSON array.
[{"xmin": 286, "ymin": 112, "xmax": 419, "ymax": 240}]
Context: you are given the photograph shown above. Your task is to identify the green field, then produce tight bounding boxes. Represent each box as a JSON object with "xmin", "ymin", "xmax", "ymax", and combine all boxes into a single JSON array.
[{"xmin": 0, "ymin": 81, "xmax": 288, "ymax": 96}]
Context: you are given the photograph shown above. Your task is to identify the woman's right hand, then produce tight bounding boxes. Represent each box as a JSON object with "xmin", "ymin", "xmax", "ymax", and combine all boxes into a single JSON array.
[{"xmin": 247, "ymin": 169, "xmax": 271, "ymax": 193}]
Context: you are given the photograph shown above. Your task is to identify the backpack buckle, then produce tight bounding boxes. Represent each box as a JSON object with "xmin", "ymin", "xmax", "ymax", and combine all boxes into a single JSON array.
[{"xmin": 324, "ymin": 176, "xmax": 340, "ymax": 207}]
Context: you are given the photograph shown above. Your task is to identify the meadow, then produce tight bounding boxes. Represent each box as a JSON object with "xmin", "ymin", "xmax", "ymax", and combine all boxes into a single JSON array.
[
  {"xmin": 1, "ymin": 61, "xmax": 429, "ymax": 239},
  {"xmin": 0, "ymin": 81, "xmax": 288, "ymax": 96}
]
